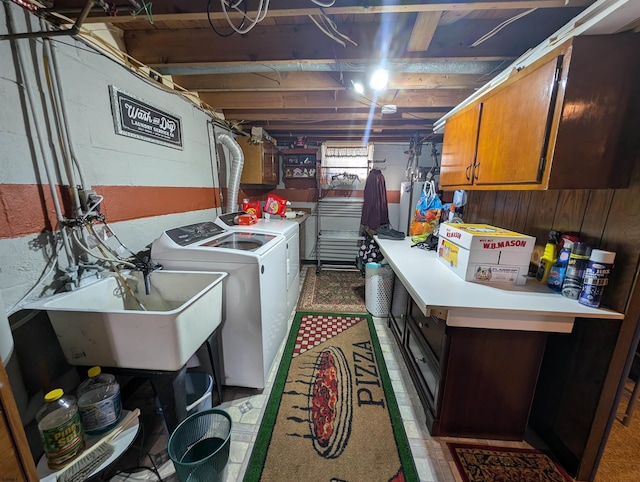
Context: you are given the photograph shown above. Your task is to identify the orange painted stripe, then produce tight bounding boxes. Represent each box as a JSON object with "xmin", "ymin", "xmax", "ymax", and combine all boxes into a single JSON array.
[
  {"xmin": 0, "ymin": 184, "xmax": 220, "ymax": 239},
  {"xmin": 95, "ymin": 185, "xmax": 220, "ymax": 222},
  {"xmin": 1, "ymin": 184, "xmax": 65, "ymax": 238}
]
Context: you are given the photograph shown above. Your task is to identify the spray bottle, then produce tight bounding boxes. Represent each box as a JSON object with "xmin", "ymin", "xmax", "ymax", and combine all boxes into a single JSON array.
[
  {"xmin": 547, "ymin": 239, "xmax": 574, "ymax": 292},
  {"xmin": 535, "ymin": 230, "xmax": 560, "ymax": 284}
]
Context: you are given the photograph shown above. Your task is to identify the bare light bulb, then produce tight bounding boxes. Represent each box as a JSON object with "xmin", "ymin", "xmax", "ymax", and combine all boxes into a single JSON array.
[
  {"xmin": 352, "ymin": 80, "xmax": 365, "ymax": 95},
  {"xmin": 369, "ymin": 68, "xmax": 389, "ymax": 92}
]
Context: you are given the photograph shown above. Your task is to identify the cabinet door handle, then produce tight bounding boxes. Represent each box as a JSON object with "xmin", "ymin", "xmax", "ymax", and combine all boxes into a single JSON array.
[
  {"xmin": 416, "ymin": 356, "xmax": 427, "ymax": 364},
  {"xmin": 465, "ymin": 164, "xmax": 472, "ymax": 180},
  {"xmin": 473, "ymin": 162, "xmax": 480, "ymax": 181}
]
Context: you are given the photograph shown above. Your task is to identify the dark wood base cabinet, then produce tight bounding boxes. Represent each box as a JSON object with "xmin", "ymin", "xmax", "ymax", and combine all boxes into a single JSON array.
[{"xmin": 390, "ymin": 299, "xmax": 548, "ymax": 440}]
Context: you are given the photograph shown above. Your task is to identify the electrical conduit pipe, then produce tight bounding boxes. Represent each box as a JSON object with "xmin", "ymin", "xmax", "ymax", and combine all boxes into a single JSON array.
[
  {"xmin": 6, "ymin": 4, "xmax": 75, "ymax": 268},
  {"xmin": 216, "ymin": 132, "xmax": 244, "ymax": 213}
]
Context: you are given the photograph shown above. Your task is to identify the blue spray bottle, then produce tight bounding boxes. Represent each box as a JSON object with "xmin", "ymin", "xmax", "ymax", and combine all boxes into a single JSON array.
[{"xmin": 547, "ymin": 239, "xmax": 573, "ymax": 292}]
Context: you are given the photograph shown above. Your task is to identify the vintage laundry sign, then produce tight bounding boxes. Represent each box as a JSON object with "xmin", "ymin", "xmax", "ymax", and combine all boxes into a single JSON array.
[{"xmin": 109, "ymin": 86, "xmax": 183, "ymax": 149}]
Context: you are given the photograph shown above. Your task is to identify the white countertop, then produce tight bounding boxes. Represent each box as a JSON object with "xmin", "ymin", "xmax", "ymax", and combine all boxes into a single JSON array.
[{"xmin": 376, "ymin": 237, "xmax": 623, "ymax": 327}]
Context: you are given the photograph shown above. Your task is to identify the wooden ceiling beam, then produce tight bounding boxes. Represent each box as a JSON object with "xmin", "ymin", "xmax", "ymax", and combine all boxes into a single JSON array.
[
  {"xmin": 408, "ymin": 12, "xmax": 442, "ymax": 52},
  {"xmin": 172, "ymin": 72, "xmax": 490, "ymax": 92},
  {"xmin": 124, "ymin": 17, "xmax": 570, "ymax": 65},
  {"xmin": 66, "ymin": 1, "xmax": 592, "ymax": 24},
  {"xmin": 199, "ymin": 89, "xmax": 473, "ymax": 110}
]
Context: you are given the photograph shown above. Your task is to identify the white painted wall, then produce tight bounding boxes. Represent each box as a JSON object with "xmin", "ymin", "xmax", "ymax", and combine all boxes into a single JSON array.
[{"xmin": 0, "ymin": 3, "xmax": 223, "ymax": 312}]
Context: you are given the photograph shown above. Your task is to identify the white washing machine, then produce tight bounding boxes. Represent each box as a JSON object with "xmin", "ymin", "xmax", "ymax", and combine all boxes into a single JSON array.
[
  {"xmin": 151, "ymin": 221, "xmax": 287, "ymax": 389},
  {"xmin": 215, "ymin": 212, "xmax": 300, "ymax": 317}
]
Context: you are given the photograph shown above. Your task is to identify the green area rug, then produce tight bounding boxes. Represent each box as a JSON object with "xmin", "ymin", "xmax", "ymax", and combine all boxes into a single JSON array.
[{"xmin": 244, "ymin": 312, "xmax": 417, "ymax": 482}]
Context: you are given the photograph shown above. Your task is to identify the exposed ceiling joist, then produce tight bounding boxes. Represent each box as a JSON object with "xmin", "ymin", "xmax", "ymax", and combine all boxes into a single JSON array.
[
  {"xmin": 407, "ymin": 12, "xmax": 442, "ymax": 52},
  {"xmin": 76, "ymin": 0, "xmax": 593, "ymax": 24},
  {"xmin": 41, "ymin": 0, "xmax": 614, "ymax": 144}
]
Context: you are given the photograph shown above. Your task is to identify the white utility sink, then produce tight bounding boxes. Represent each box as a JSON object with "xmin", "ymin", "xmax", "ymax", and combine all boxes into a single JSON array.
[{"xmin": 35, "ymin": 270, "xmax": 227, "ymax": 371}]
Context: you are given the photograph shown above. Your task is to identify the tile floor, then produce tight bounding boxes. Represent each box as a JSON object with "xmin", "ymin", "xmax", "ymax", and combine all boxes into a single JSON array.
[{"xmin": 109, "ymin": 267, "xmax": 537, "ymax": 482}]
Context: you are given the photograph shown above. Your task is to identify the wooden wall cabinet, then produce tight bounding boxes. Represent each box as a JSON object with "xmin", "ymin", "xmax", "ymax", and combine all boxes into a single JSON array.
[
  {"xmin": 440, "ymin": 33, "xmax": 640, "ymax": 191},
  {"xmin": 236, "ymin": 136, "xmax": 279, "ymax": 185}
]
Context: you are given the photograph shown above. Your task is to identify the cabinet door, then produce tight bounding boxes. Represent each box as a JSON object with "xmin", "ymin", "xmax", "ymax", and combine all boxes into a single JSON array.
[
  {"xmin": 474, "ymin": 56, "xmax": 562, "ymax": 186},
  {"xmin": 262, "ymin": 144, "xmax": 278, "ymax": 184},
  {"xmin": 238, "ymin": 137, "xmax": 264, "ymax": 184},
  {"xmin": 440, "ymin": 104, "xmax": 481, "ymax": 187},
  {"xmin": 0, "ymin": 407, "xmax": 26, "ymax": 481}
]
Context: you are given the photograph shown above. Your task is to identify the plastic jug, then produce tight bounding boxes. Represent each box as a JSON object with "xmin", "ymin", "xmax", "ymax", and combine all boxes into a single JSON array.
[
  {"xmin": 37, "ymin": 388, "xmax": 85, "ymax": 469},
  {"xmin": 77, "ymin": 366, "xmax": 122, "ymax": 435}
]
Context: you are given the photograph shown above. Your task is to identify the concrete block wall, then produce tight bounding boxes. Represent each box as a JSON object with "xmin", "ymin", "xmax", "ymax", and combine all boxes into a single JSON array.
[{"xmin": 0, "ymin": 2, "xmax": 225, "ymax": 311}]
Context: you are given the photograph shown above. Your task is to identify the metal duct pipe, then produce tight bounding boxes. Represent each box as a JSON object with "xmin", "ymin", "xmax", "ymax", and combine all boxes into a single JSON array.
[
  {"xmin": 155, "ymin": 59, "xmax": 507, "ymax": 76},
  {"xmin": 216, "ymin": 132, "xmax": 244, "ymax": 213}
]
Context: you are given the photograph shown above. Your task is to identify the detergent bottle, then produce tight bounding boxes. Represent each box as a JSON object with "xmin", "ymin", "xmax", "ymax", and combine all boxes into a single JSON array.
[{"xmin": 535, "ymin": 230, "xmax": 560, "ymax": 284}]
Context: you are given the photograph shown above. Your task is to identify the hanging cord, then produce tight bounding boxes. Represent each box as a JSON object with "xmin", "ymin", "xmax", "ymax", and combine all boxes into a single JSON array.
[
  {"xmin": 81, "ymin": 194, "xmax": 104, "ymax": 221},
  {"xmin": 128, "ymin": 0, "xmax": 154, "ymax": 24},
  {"xmin": 6, "ymin": 234, "xmax": 63, "ymax": 315},
  {"xmin": 470, "ymin": 8, "xmax": 537, "ymax": 47},
  {"xmin": 71, "ymin": 229, "xmax": 137, "ymax": 269},
  {"xmin": 308, "ymin": 10, "xmax": 358, "ymax": 47},
  {"xmin": 220, "ymin": 0, "xmax": 269, "ymax": 35},
  {"xmin": 311, "ymin": 0, "xmax": 335, "ymax": 6},
  {"xmin": 87, "ymin": 225, "xmax": 147, "ymax": 311},
  {"xmin": 207, "ymin": 0, "xmax": 246, "ymax": 37}
]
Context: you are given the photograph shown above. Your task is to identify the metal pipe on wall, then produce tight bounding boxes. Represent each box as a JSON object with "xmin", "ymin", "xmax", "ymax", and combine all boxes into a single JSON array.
[
  {"xmin": 43, "ymin": 33, "xmax": 89, "ymax": 192},
  {"xmin": 6, "ymin": 3, "xmax": 75, "ymax": 267}
]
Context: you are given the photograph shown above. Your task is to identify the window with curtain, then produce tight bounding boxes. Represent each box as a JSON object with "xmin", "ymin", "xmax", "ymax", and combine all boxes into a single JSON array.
[{"xmin": 320, "ymin": 143, "xmax": 374, "ymax": 189}]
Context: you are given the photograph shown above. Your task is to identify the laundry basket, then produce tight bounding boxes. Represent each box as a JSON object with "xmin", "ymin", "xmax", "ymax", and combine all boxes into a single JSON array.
[
  {"xmin": 168, "ymin": 409, "xmax": 232, "ymax": 482},
  {"xmin": 365, "ymin": 262, "xmax": 394, "ymax": 316}
]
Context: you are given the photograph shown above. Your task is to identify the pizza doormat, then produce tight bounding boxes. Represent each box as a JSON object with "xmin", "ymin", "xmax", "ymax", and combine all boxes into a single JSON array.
[
  {"xmin": 448, "ymin": 442, "xmax": 573, "ymax": 482},
  {"xmin": 244, "ymin": 312, "xmax": 417, "ymax": 482}
]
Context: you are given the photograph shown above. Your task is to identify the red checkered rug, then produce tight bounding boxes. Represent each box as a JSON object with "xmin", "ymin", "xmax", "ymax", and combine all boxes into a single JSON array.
[{"xmin": 293, "ymin": 313, "xmax": 363, "ymax": 356}]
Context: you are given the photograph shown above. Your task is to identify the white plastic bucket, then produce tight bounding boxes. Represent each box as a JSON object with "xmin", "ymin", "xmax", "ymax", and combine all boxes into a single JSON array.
[{"xmin": 186, "ymin": 372, "xmax": 213, "ymax": 415}]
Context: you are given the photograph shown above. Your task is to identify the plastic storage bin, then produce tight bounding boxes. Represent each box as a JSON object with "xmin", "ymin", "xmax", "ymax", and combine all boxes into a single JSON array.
[
  {"xmin": 365, "ymin": 263, "xmax": 395, "ymax": 316},
  {"xmin": 168, "ymin": 409, "xmax": 232, "ymax": 482}
]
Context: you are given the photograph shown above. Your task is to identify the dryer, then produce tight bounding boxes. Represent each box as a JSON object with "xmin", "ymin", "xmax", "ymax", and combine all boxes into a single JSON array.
[
  {"xmin": 215, "ymin": 212, "xmax": 300, "ymax": 317},
  {"xmin": 151, "ymin": 221, "xmax": 287, "ymax": 389}
]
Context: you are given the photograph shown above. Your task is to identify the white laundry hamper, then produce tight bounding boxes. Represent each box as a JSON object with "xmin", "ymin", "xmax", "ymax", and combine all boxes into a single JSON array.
[{"xmin": 365, "ymin": 263, "xmax": 395, "ymax": 316}]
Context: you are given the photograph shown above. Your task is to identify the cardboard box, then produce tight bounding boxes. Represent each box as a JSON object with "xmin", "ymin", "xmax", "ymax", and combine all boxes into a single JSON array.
[{"xmin": 437, "ymin": 223, "xmax": 536, "ymax": 285}]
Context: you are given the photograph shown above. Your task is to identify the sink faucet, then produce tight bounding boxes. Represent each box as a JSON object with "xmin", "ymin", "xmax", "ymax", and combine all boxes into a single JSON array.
[{"xmin": 135, "ymin": 255, "xmax": 162, "ymax": 296}]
